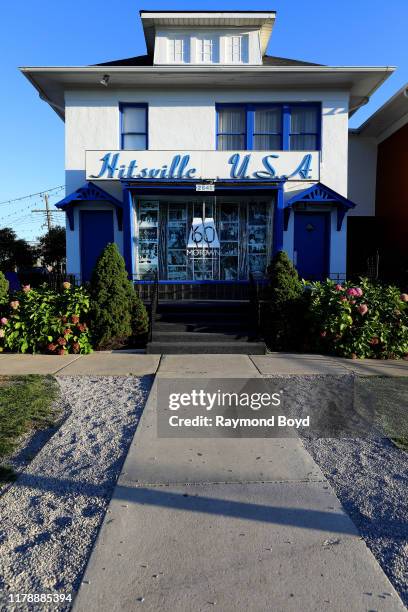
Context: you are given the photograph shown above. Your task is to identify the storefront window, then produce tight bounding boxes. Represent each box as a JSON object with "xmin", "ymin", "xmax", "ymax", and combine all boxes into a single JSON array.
[{"xmin": 135, "ymin": 198, "xmax": 273, "ymax": 281}]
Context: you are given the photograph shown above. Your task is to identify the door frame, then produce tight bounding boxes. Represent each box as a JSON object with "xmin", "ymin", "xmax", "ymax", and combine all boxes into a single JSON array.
[{"xmin": 293, "ymin": 210, "xmax": 331, "ymax": 280}]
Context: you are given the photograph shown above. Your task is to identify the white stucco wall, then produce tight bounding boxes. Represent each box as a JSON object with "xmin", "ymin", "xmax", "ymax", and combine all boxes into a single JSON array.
[
  {"xmin": 64, "ymin": 87, "xmax": 350, "ymax": 277},
  {"xmin": 347, "ymin": 133, "xmax": 377, "ymax": 217}
]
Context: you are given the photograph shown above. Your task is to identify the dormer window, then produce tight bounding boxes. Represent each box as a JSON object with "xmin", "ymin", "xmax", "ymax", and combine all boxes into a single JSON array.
[
  {"xmin": 168, "ymin": 35, "xmax": 189, "ymax": 63},
  {"xmin": 226, "ymin": 34, "xmax": 249, "ymax": 64},
  {"xmin": 196, "ymin": 35, "xmax": 219, "ymax": 64}
]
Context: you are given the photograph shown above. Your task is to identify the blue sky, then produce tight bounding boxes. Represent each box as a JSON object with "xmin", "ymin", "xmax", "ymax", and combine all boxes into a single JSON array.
[{"xmin": 1, "ymin": 0, "xmax": 407, "ymax": 240}]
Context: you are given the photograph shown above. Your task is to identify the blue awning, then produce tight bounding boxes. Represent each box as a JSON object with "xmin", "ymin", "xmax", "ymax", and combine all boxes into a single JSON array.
[
  {"xmin": 284, "ymin": 182, "xmax": 356, "ymax": 231},
  {"xmin": 55, "ymin": 182, "xmax": 124, "ymax": 230}
]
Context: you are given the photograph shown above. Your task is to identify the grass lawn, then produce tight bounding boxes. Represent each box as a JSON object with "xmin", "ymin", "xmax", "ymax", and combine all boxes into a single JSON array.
[{"xmin": 0, "ymin": 375, "xmax": 60, "ymax": 482}]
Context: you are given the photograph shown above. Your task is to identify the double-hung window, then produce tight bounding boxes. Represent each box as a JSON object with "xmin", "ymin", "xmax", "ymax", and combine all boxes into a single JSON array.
[
  {"xmin": 226, "ymin": 34, "xmax": 249, "ymax": 64},
  {"xmin": 120, "ymin": 104, "xmax": 148, "ymax": 150},
  {"xmin": 216, "ymin": 103, "xmax": 320, "ymax": 151},
  {"xmin": 168, "ymin": 35, "xmax": 189, "ymax": 63},
  {"xmin": 216, "ymin": 107, "xmax": 246, "ymax": 150},
  {"xmin": 289, "ymin": 106, "xmax": 319, "ymax": 150},
  {"xmin": 196, "ymin": 35, "xmax": 219, "ymax": 63}
]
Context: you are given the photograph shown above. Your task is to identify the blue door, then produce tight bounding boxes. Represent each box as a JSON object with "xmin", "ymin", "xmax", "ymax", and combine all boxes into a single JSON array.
[
  {"xmin": 80, "ymin": 210, "xmax": 114, "ymax": 281},
  {"xmin": 294, "ymin": 212, "xmax": 329, "ymax": 280}
]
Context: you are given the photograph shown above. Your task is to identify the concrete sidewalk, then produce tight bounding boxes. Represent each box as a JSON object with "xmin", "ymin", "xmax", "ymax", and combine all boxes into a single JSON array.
[
  {"xmin": 72, "ymin": 356, "xmax": 406, "ymax": 612},
  {"xmin": 1, "ymin": 351, "xmax": 408, "ymax": 376}
]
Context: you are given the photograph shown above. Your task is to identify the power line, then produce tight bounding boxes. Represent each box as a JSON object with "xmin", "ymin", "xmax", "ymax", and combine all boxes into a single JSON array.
[{"xmin": 0, "ymin": 185, "xmax": 65, "ymax": 207}]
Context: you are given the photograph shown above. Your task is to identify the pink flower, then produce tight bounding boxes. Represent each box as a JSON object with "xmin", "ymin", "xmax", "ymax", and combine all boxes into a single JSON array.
[
  {"xmin": 346, "ymin": 288, "xmax": 360, "ymax": 297},
  {"xmin": 10, "ymin": 300, "xmax": 19, "ymax": 310},
  {"xmin": 369, "ymin": 337, "xmax": 379, "ymax": 346},
  {"xmin": 22, "ymin": 284, "xmax": 31, "ymax": 293},
  {"xmin": 357, "ymin": 304, "xmax": 368, "ymax": 316},
  {"xmin": 0, "ymin": 329, "xmax": 4, "ymax": 338},
  {"xmin": 57, "ymin": 348, "xmax": 66, "ymax": 356},
  {"xmin": 335, "ymin": 284, "xmax": 344, "ymax": 291},
  {"xmin": 0, "ymin": 317, "xmax": 8, "ymax": 325},
  {"xmin": 71, "ymin": 314, "xmax": 80, "ymax": 324},
  {"xmin": 354, "ymin": 287, "xmax": 363, "ymax": 297},
  {"xmin": 320, "ymin": 331, "xmax": 327, "ymax": 338},
  {"xmin": 339, "ymin": 296, "xmax": 347, "ymax": 302},
  {"xmin": 47, "ymin": 343, "xmax": 57, "ymax": 352},
  {"xmin": 72, "ymin": 342, "xmax": 80, "ymax": 353},
  {"xmin": 64, "ymin": 328, "xmax": 72, "ymax": 336},
  {"xmin": 57, "ymin": 337, "xmax": 67, "ymax": 346},
  {"xmin": 62, "ymin": 281, "xmax": 71, "ymax": 290},
  {"xmin": 400, "ymin": 293, "xmax": 408, "ymax": 302}
]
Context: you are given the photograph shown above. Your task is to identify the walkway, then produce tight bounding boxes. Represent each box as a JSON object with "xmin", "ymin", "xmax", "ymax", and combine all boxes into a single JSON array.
[
  {"xmin": 1, "ymin": 351, "xmax": 408, "ymax": 377},
  {"xmin": 51, "ymin": 353, "xmax": 408, "ymax": 612}
]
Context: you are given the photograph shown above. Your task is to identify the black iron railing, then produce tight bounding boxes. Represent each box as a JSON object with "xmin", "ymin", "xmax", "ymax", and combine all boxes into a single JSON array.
[{"xmin": 148, "ymin": 271, "xmax": 159, "ymax": 342}]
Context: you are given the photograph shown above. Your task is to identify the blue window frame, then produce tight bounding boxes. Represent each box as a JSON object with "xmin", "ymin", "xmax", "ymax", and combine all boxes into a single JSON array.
[
  {"xmin": 120, "ymin": 103, "xmax": 148, "ymax": 150},
  {"xmin": 216, "ymin": 103, "xmax": 321, "ymax": 151}
]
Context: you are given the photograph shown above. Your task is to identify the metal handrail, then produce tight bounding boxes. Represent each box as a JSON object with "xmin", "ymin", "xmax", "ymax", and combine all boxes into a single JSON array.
[
  {"xmin": 148, "ymin": 271, "xmax": 159, "ymax": 342},
  {"xmin": 249, "ymin": 272, "xmax": 261, "ymax": 338}
]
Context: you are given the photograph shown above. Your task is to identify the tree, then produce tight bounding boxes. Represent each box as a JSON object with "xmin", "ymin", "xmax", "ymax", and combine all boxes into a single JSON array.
[
  {"xmin": 0, "ymin": 228, "xmax": 36, "ymax": 272},
  {"xmin": 89, "ymin": 243, "xmax": 139, "ymax": 349},
  {"xmin": 37, "ymin": 226, "xmax": 66, "ymax": 272},
  {"xmin": 264, "ymin": 251, "xmax": 304, "ymax": 350}
]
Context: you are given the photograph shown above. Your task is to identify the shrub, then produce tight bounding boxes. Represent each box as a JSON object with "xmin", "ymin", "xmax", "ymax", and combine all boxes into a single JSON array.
[
  {"xmin": 130, "ymin": 289, "xmax": 149, "ymax": 344},
  {"xmin": 0, "ymin": 272, "xmax": 8, "ymax": 307},
  {"xmin": 305, "ymin": 278, "xmax": 408, "ymax": 359},
  {"xmin": 0, "ymin": 283, "xmax": 92, "ymax": 354},
  {"xmin": 263, "ymin": 251, "xmax": 304, "ymax": 350},
  {"xmin": 89, "ymin": 243, "xmax": 138, "ymax": 349}
]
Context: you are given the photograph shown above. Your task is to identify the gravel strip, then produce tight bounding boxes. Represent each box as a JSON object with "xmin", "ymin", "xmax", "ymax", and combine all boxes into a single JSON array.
[
  {"xmin": 303, "ymin": 437, "xmax": 408, "ymax": 607},
  {"xmin": 289, "ymin": 375, "xmax": 408, "ymax": 609},
  {"xmin": 0, "ymin": 375, "xmax": 152, "ymax": 611}
]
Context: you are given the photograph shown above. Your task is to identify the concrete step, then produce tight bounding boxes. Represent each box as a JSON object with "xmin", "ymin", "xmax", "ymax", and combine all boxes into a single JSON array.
[
  {"xmin": 146, "ymin": 341, "xmax": 266, "ymax": 354},
  {"xmin": 151, "ymin": 331, "xmax": 255, "ymax": 343},
  {"xmin": 153, "ymin": 321, "xmax": 247, "ymax": 333},
  {"xmin": 155, "ymin": 312, "xmax": 247, "ymax": 323},
  {"xmin": 157, "ymin": 300, "xmax": 250, "ymax": 314}
]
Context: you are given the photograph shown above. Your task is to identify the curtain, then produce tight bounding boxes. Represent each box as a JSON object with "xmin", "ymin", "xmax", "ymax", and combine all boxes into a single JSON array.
[
  {"xmin": 290, "ymin": 107, "xmax": 318, "ymax": 150},
  {"xmin": 218, "ymin": 109, "xmax": 246, "ymax": 150}
]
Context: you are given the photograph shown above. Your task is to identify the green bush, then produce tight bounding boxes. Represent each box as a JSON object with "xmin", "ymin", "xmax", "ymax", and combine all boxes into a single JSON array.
[
  {"xmin": 305, "ymin": 278, "xmax": 408, "ymax": 359},
  {"xmin": 0, "ymin": 272, "xmax": 8, "ymax": 307},
  {"xmin": 263, "ymin": 251, "xmax": 304, "ymax": 350},
  {"xmin": 89, "ymin": 243, "xmax": 148, "ymax": 349},
  {"xmin": 131, "ymin": 289, "xmax": 149, "ymax": 344},
  {"xmin": 0, "ymin": 282, "xmax": 92, "ymax": 354}
]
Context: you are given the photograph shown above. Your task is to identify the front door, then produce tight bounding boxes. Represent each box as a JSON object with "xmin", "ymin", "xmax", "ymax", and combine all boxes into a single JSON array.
[
  {"xmin": 80, "ymin": 210, "xmax": 114, "ymax": 281},
  {"xmin": 294, "ymin": 212, "xmax": 329, "ymax": 280}
]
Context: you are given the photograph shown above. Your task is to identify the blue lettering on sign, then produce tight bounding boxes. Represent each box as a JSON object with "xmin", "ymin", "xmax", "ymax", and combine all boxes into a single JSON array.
[
  {"xmin": 90, "ymin": 152, "xmax": 197, "ymax": 180},
  {"xmin": 286, "ymin": 154, "xmax": 313, "ymax": 180},
  {"xmin": 90, "ymin": 152, "xmax": 315, "ymax": 182}
]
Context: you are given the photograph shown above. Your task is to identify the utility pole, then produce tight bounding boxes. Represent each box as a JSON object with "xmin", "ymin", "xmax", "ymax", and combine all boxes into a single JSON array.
[{"xmin": 32, "ymin": 193, "xmax": 52, "ymax": 232}]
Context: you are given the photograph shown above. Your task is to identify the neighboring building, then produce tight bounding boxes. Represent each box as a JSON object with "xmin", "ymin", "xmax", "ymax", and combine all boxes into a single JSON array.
[
  {"xmin": 348, "ymin": 84, "xmax": 408, "ymax": 283},
  {"xmin": 22, "ymin": 10, "xmax": 394, "ymax": 287}
]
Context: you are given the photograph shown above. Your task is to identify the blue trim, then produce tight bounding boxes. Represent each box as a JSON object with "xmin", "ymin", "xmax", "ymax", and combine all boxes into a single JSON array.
[
  {"xmin": 216, "ymin": 103, "xmax": 321, "ymax": 152},
  {"xmin": 273, "ymin": 183, "xmax": 285, "ymax": 253},
  {"xmin": 55, "ymin": 182, "xmax": 123, "ymax": 231},
  {"xmin": 133, "ymin": 279, "xmax": 266, "ymax": 285},
  {"xmin": 284, "ymin": 182, "xmax": 356, "ymax": 231},
  {"xmin": 121, "ymin": 180, "xmax": 284, "ymax": 197},
  {"xmin": 282, "ymin": 104, "xmax": 290, "ymax": 151},
  {"xmin": 119, "ymin": 103, "xmax": 148, "ymax": 151},
  {"xmin": 122, "ymin": 187, "xmax": 134, "ymax": 278}
]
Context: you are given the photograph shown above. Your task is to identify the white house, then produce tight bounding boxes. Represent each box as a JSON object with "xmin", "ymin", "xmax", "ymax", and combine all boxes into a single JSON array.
[{"xmin": 22, "ymin": 10, "xmax": 394, "ymax": 287}]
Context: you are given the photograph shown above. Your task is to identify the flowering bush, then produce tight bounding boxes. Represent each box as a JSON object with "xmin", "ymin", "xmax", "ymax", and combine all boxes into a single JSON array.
[
  {"xmin": 305, "ymin": 278, "xmax": 408, "ymax": 359},
  {"xmin": 0, "ymin": 283, "xmax": 92, "ymax": 354}
]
